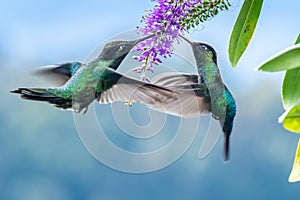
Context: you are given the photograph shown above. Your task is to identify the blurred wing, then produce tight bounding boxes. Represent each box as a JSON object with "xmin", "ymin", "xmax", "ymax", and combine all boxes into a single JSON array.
[
  {"xmin": 151, "ymin": 72, "xmax": 201, "ymax": 86},
  {"xmin": 150, "ymin": 72, "xmax": 211, "ymax": 117},
  {"xmin": 148, "ymin": 93, "xmax": 211, "ymax": 117},
  {"xmin": 97, "ymin": 72, "xmax": 177, "ymax": 106},
  {"xmin": 98, "ymin": 70, "xmax": 212, "ymax": 118},
  {"xmin": 33, "ymin": 62, "xmax": 82, "ymax": 85}
]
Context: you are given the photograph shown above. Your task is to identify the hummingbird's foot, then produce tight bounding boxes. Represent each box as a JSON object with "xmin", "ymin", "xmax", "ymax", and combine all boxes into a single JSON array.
[
  {"xmin": 82, "ymin": 107, "xmax": 88, "ymax": 114},
  {"xmin": 212, "ymin": 114, "xmax": 220, "ymax": 120},
  {"xmin": 124, "ymin": 101, "xmax": 133, "ymax": 107},
  {"xmin": 73, "ymin": 108, "xmax": 80, "ymax": 114},
  {"xmin": 73, "ymin": 103, "xmax": 88, "ymax": 114},
  {"xmin": 73, "ymin": 102, "xmax": 81, "ymax": 114}
]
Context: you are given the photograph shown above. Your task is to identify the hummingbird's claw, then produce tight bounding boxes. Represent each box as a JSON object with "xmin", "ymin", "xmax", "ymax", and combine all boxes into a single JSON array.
[
  {"xmin": 73, "ymin": 108, "xmax": 80, "ymax": 114},
  {"xmin": 82, "ymin": 107, "xmax": 88, "ymax": 114},
  {"xmin": 124, "ymin": 101, "xmax": 133, "ymax": 107},
  {"xmin": 73, "ymin": 103, "xmax": 88, "ymax": 114},
  {"xmin": 212, "ymin": 114, "xmax": 220, "ymax": 120}
]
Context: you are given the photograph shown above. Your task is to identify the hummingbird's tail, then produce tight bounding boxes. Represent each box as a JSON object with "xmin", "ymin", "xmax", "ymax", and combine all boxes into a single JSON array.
[
  {"xmin": 224, "ymin": 133, "xmax": 230, "ymax": 162},
  {"xmin": 11, "ymin": 88, "xmax": 72, "ymax": 110}
]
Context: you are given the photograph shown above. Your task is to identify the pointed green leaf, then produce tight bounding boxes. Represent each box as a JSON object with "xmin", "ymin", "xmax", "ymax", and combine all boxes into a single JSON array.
[
  {"xmin": 295, "ymin": 34, "xmax": 300, "ymax": 44},
  {"xmin": 256, "ymin": 44, "xmax": 300, "ymax": 72},
  {"xmin": 229, "ymin": 0, "xmax": 263, "ymax": 67},
  {"xmin": 283, "ymin": 104, "xmax": 300, "ymax": 134},
  {"xmin": 289, "ymin": 139, "xmax": 300, "ymax": 182},
  {"xmin": 282, "ymin": 68, "xmax": 300, "ymax": 109},
  {"xmin": 282, "ymin": 34, "xmax": 300, "ymax": 110}
]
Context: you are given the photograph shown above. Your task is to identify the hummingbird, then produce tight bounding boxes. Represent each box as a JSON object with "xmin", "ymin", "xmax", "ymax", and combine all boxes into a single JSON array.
[
  {"xmin": 11, "ymin": 35, "xmax": 177, "ymax": 113},
  {"xmin": 151, "ymin": 38, "xmax": 236, "ymax": 161},
  {"xmin": 189, "ymin": 40, "xmax": 237, "ymax": 161}
]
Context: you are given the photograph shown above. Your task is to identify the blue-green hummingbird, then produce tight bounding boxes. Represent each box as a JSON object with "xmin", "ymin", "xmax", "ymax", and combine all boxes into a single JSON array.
[
  {"xmin": 11, "ymin": 35, "xmax": 177, "ymax": 113},
  {"xmin": 191, "ymin": 41, "xmax": 236, "ymax": 161},
  {"xmin": 151, "ymin": 39, "xmax": 237, "ymax": 161}
]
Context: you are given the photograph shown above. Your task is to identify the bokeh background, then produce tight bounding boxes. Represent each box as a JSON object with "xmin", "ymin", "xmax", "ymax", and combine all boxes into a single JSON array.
[{"xmin": 1, "ymin": 0, "xmax": 300, "ymax": 199}]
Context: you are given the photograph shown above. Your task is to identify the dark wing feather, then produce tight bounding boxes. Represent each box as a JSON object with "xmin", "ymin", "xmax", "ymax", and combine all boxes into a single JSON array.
[
  {"xmin": 33, "ymin": 62, "xmax": 82, "ymax": 85},
  {"xmin": 150, "ymin": 72, "xmax": 212, "ymax": 117}
]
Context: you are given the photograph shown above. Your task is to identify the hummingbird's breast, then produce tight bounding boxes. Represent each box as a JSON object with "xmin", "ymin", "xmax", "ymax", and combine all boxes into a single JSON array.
[{"xmin": 57, "ymin": 59, "xmax": 113, "ymax": 109}]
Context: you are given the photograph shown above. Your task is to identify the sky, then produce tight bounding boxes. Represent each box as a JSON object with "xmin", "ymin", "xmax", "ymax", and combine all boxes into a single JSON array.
[{"xmin": 1, "ymin": 0, "xmax": 300, "ymax": 200}]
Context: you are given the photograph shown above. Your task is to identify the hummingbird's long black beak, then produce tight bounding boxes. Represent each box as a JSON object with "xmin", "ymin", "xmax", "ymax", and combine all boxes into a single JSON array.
[
  {"xmin": 179, "ymin": 34, "xmax": 194, "ymax": 46},
  {"xmin": 132, "ymin": 34, "xmax": 155, "ymax": 46}
]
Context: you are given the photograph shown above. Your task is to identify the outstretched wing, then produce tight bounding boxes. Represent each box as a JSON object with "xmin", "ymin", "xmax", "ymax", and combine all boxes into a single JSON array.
[
  {"xmin": 150, "ymin": 72, "xmax": 211, "ymax": 117},
  {"xmin": 151, "ymin": 72, "xmax": 201, "ymax": 86},
  {"xmin": 98, "ymin": 70, "xmax": 211, "ymax": 118},
  {"xmin": 97, "ymin": 69, "xmax": 177, "ymax": 107}
]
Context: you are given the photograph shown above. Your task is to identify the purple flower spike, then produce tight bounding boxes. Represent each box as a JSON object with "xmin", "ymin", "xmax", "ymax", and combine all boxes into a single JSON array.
[
  {"xmin": 134, "ymin": 0, "xmax": 230, "ymax": 81},
  {"xmin": 134, "ymin": 0, "xmax": 202, "ymax": 79}
]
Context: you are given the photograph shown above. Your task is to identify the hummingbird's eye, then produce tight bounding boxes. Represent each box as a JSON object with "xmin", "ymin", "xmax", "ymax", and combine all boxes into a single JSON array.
[{"xmin": 201, "ymin": 45, "xmax": 208, "ymax": 51}]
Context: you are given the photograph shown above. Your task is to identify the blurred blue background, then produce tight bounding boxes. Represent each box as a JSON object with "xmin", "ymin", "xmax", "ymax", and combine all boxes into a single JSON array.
[{"xmin": 1, "ymin": 0, "xmax": 300, "ymax": 199}]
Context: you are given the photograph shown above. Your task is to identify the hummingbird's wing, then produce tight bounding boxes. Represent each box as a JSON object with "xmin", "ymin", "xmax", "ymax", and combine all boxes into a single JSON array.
[
  {"xmin": 33, "ymin": 62, "xmax": 82, "ymax": 86},
  {"xmin": 97, "ymin": 70, "xmax": 178, "ymax": 107},
  {"xmin": 151, "ymin": 72, "xmax": 207, "ymax": 91},
  {"xmin": 151, "ymin": 72, "xmax": 201, "ymax": 86},
  {"xmin": 98, "ymin": 70, "xmax": 211, "ymax": 118},
  {"xmin": 148, "ymin": 72, "xmax": 211, "ymax": 117}
]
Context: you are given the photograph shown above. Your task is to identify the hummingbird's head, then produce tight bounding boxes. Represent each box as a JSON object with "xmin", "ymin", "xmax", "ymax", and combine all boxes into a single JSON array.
[
  {"xmin": 99, "ymin": 40, "xmax": 137, "ymax": 61},
  {"xmin": 179, "ymin": 35, "xmax": 218, "ymax": 65},
  {"xmin": 98, "ymin": 35, "xmax": 154, "ymax": 69},
  {"xmin": 192, "ymin": 42, "xmax": 218, "ymax": 66}
]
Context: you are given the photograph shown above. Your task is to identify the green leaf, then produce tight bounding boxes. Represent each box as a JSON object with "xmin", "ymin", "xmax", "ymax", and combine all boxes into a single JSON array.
[
  {"xmin": 289, "ymin": 139, "xmax": 300, "ymax": 182},
  {"xmin": 295, "ymin": 34, "xmax": 300, "ymax": 44},
  {"xmin": 256, "ymin": 44, "xmax": 300, "ymax": 72},
  {"xmin": 282, "ymin": 34, "xmax": 300, "ymax": 110},
  {"xmin": 282, "ymin": 68, "xmax": 300, "ymax": 109},
  {"xmin": 283, "ymin": 104, "xmax": 300, "ymax": 134},
  {"xmin": 229, "ymin": 0, "xmax": 263, "ymax": 67}
]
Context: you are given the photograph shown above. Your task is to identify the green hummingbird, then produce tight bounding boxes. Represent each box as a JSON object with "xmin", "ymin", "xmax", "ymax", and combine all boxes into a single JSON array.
[
  {"xmin": 11, "ymin": 36, "xmax": 177, "ymax": 113},
  {"xmin": 151, "ymin": 39, "xmax": 236, "ymax": 161},
  {"xmin": 190, "ymin": 41, "xmax": 236, "ymax": 161}
]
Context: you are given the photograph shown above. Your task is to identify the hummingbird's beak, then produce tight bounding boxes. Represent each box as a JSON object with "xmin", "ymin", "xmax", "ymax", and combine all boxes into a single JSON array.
[
  {"xmin": 179, "ymin": 34, "xmax": 194, "ymax": 46},
  {"xmin": 132, "ymin": 34, "xmax": 155, "ymax": 46}
]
